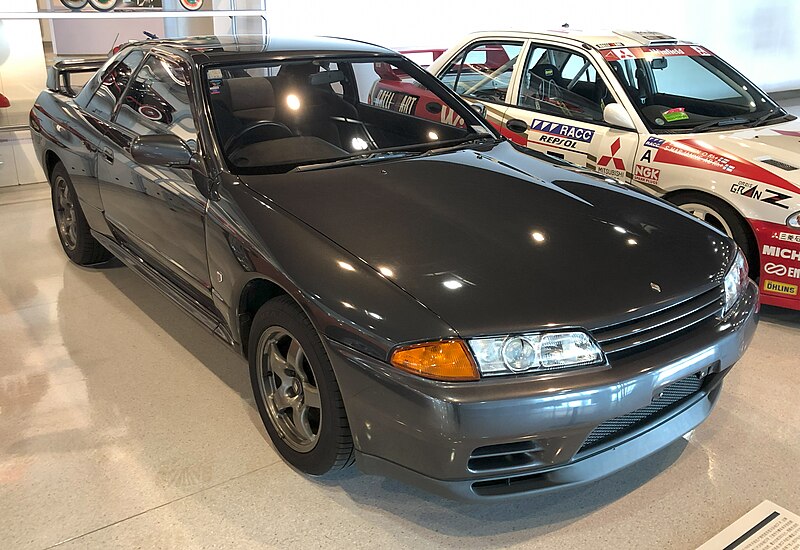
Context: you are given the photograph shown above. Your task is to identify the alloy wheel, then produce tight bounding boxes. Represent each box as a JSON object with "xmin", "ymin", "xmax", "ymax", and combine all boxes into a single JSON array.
[
  {"xmin": 680, "ymin": 202, "xmax": 733, "ymax": 238},
  {"xmin": 256, "ymin": 326, "xmax": 322, "ymax": 453},
  {"xmin": 54, "ymin": 176, "xmax": 78, "ymax": 250}
]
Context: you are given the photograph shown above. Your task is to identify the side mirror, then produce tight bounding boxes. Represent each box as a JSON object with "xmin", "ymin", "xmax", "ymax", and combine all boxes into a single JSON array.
[
  {"xmin": 506, "ymin": 118, "xmax": 529, "ymax": 134},
  {"xmin": 651, "ymin": 57, "xmax": 668, "ymax": 70},
  {"xmin": 470, "ymin": 102, "xmax": 487, "ymax": 118},
  {"xmin": 131, "ymin": 134, "xmax": 193, "ymax": 168},
  {"xmin": 603, "ymin": 103, "xmax": 636, "ymax": 131}
]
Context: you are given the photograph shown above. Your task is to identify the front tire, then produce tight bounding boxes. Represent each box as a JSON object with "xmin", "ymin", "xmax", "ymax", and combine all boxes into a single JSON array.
[
  {"xmin": 50, "ymin": 163, "xmax": 111, "ymax": 266},
  {"xmin": 669, "ymin": 191, "xmax": 759, "ymax": 277},
  {"xmin": 248, "ymin": 295, "xmax": 354, "ymax": 475}
]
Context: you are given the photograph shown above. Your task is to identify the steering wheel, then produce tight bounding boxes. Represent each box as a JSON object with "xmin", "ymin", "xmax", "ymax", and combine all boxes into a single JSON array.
[{"xmin": 224, "ymin": 121, "xmax": 293, "ymax": 154}]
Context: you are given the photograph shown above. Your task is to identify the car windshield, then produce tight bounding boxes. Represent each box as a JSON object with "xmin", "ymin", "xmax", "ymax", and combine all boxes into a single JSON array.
[
  {"xmin": 205, "ymin": 56, "xmax": 493, "ymax": 173},
  {"xmin": 601, "ymin": 45, "xmax": 787, "ymax": 133}
]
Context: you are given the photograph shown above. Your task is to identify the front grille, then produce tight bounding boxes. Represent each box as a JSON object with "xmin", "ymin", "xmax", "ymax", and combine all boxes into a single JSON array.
[
  {"xmin": 592, "ymin": 285, "xmax": 722, "ymax": 358},
  {"xmin": 578, "ymin": 373, "xmax": 704, "ymax": 452}
]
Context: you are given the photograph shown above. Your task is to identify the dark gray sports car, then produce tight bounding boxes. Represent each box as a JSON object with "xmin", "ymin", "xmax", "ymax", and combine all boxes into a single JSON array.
[{"xmin": 30, "ymin": 35, "xmax": 758, "ymax": 501}]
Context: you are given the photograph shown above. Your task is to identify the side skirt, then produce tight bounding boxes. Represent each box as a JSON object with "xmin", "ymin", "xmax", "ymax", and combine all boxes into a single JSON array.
[{"xmin": 91, "ymin": 230, "xmax": 238, "ymax": 350}]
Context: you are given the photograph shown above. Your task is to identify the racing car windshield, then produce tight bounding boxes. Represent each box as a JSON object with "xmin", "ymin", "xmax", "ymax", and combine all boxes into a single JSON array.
[
  {"xmin": 204, "ymin": 56, "xmax": 494, "ymax": 173},
  {"xmin": 601, "ymin": 45, "xmax": 789, "ymax": 133}
]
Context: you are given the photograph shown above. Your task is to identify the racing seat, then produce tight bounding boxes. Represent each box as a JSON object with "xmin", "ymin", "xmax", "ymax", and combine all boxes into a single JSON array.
[{"xmin": 528, "ymin": 63, "xmax": 563, "ymax": 100}]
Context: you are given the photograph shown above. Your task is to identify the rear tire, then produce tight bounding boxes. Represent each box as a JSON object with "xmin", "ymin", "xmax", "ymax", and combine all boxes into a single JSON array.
[
  {"xmin": 248, "ymin": 295, "xmax": 354, "ymax": 475},
  {"xmin": 669, "ymin": 191, "xmax": 759, "ymax": 278},
  {"xmin": 50, "ymin": 162, "xmax": 111, "ymax": 266}
]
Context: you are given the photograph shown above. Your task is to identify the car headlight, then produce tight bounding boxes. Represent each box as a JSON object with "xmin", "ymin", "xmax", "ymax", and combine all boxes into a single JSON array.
[
  {"xmin": 467, "ymin": 331, "xmax": 604, "ymax": 376},
  {"xmin": 787, "ymin": 211, "xmax": 800, "ymax": 229},
  {"xmin": 723, "ymin": 248, "xmax": 749, "ymax": 314}
]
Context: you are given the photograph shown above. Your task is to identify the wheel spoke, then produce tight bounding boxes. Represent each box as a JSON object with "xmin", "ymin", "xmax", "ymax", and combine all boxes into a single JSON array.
[
  {"xmin": 291, "ymin": 400, "xmax": 315, "ymax": 441},
  {"xmin": 302, "ymin": 382, "xmax": 321, "ymax": 409},
  {"xmin": 266, "ymin": 340, "xmax": 291, "ymax": 376},
  {"xmin": 285, "ymin": 338, "xmax": 305, "ymax": 377}
]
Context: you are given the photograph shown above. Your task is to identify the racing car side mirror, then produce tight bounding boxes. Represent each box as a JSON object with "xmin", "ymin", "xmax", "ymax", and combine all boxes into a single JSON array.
[
  {"xmin": 603, "ymin": 103, "xmax": 636, "ymax": 131},
  {"xmin": 469, "ymin": 102, "xmax": 487, "ymax": 118}
]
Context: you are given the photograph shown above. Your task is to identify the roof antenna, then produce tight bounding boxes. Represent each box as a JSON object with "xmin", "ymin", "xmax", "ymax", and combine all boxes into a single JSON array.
[{"xmin": 562, "ymin": 23, "xmax": 570, "ymax": 29}]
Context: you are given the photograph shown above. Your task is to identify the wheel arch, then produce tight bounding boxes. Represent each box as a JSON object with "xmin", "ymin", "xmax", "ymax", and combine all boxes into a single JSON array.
[{"xmin": 43, "ymin": 149, "xmax": 62, "ymax": 184}]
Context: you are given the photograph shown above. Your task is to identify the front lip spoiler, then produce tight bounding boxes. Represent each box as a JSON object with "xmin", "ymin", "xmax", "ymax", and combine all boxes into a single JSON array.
[{"xmin": 356, "ymin": 385, "xmax": 719, "ymax": 501}]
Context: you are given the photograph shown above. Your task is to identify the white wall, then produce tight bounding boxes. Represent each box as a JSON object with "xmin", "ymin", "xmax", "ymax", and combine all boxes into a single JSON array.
[{"xmin": 266, "ymin": 0, "xmax": 800, "ymax": 92}]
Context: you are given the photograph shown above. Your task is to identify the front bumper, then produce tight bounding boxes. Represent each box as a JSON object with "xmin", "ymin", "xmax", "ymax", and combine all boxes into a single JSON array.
[{"xmin": 326, "ymin": 281, "xmax": 758, "ymax": 501}]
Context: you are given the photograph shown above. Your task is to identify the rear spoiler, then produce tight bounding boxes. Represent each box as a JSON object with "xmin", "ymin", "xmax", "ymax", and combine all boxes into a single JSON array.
[{"xmin": 46, "ymin": 59, "xmax": 106, "ymax": 97}]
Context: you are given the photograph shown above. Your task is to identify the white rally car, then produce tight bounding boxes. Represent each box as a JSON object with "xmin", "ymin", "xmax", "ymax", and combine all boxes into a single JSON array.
[{"xmin": 427, "ymin": 30, "xmax": 800, "ymax": 310}]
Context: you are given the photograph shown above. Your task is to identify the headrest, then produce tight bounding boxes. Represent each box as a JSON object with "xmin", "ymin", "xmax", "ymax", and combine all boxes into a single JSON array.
[
  {"xmin": 529, "ymin": 63, "xmax": 560, "ymax": 81},
  {"xmin": 224, "ymin": 77, "xmax": 275, "ymax": 112},
  {"xmin": 277, "ymin": 62, "xmax": 319, "ymax": 84}
]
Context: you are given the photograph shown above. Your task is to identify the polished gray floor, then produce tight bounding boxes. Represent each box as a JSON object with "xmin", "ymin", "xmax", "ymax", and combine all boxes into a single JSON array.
[{"xmin": 1, "ymin": 183, "xmax": 799, "ymax": 549}]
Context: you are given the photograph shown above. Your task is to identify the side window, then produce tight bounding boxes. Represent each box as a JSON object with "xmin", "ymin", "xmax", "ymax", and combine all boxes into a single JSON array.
[
  {"xmin": 516, "ymin": 45, "xmax": 613, "ymax": 123},
  {"xmin": 114, "ymin": 55, "xmax": 197, "ymax": 149},
  {"xmin": 440, "ymin": 41, "xmax": 523, "ymax": 103},
  {"xmin": 84, "ymin": 49, "xmax": 144, "ymax": 121}
]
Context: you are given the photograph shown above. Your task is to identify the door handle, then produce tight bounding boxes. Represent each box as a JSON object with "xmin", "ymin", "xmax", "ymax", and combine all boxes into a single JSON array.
[{"xmin": 102, "ymin": 147, "xmax": 114, "ymax": 164}]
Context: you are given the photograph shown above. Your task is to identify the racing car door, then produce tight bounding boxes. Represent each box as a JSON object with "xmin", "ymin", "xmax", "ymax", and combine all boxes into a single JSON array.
[
  {"xmin": 97, "ymin": 52, "xmax": 214, "ymax": 313},
  {"xmin": 436, "ymin": 39, "xmax": 525, "ymax": 135},
  {"xmin": 502, "ymin": 42, "xmax": 639, "ymax": 181}
]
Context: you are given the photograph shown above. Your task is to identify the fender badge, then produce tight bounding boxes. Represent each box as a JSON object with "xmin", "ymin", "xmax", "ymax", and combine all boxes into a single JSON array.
[{"xmin": 651, "ymin": 282, "xmax": 662, "ymax": 292}]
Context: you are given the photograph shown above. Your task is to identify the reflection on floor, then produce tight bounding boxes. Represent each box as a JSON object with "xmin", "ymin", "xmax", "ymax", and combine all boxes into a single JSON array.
[{"xmin": 1, "ymin": 183, "xmax": 799, "ymax": 549}]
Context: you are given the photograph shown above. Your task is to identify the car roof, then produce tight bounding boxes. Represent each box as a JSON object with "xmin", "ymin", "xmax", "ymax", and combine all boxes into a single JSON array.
[
  {"xmin": 460, "ymin": 29, "xmax": 694, "ymax": 49},
  {"xmin": 127, "ymin": 34, "xmax": 396, "ymax": 61}
]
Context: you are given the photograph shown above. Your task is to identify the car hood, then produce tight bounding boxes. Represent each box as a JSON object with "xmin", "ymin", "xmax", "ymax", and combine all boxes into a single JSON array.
[
  {"xmin": 242, "ymin": 141, "xmax": 732, "ymax": 337},
  {"xmin": 658, "ymin": 118, "xmax": 800, "ymax": 199}
]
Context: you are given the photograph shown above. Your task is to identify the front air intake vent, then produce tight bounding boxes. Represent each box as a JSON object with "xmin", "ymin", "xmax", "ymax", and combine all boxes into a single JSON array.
[{"xmin": 760, "ymin": 158, "xmax": 798, "ymax": 171}]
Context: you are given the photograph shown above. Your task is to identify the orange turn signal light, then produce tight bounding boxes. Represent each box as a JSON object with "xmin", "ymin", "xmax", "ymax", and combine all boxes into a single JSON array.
[{"xmin": 390, "ymin": 340, "xmax": 479, "ymax": 381}]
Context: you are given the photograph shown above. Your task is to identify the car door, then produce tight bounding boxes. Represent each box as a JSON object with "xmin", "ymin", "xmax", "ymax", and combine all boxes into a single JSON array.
[
  {"xmin": 436, "ymin": 39, "xmax": 525, "ymax": 136},
  {"xmin": 98, "ymin": 52, "xmax": 215, "ymax": 313},
  {"xmin": 503, "ymin": 42, "xmax": 639, "ymax": 181}
]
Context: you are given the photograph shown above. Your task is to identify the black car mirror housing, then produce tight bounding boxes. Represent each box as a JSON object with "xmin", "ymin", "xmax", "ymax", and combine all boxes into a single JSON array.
[{"xmin": 131, "ymin": 134, "xmax": 194, "ymax": 169}]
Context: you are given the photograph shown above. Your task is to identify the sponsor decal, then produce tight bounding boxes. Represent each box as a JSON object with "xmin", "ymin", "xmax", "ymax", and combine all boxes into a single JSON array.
[
  {"xmin": 764, "ymin": 279, "xmax": 799, "ymax": 296},
  {"xmin": 774, "ymin": 129, "xmax": 800, "ymax": 138},
  {"xmin": 634, "ymin": 164, "xmax": 661, "ymax": 185},
  {"xmin": 775, "ymin": 231, "xmax": 800, "ymax": 244},
  {"xmin": 690, "ymin": 45, "xmax": 712, "ymax": 56},
  {"xmin": 762, "ymin": 245, "xmax": 800, "ymax": 262},
  {"xmin": 640, "ymin": 149, "xmax": 653, "ymax": 163},
  {"xmin": 440, "ymin": 105, "xmax": 463, "ymax": 126},
  {"xmin": 598, "ymin": 138, "xmax": 626, "ymax": 171},
  {"xmin": 596, "ymin": 42, "xmax": 625, "ymax": 48},
  {"xmin": 764, "ymin": 262, "xmax": 800, "ymax": 278},
  {"xmin": 600, "ymin": 45, "xmax": 716, "ymax": 60},
  {"xmin": 208, "ymin": 78, "xmax": 222, "ymax": 95},
  {"xmin": 729, "ymin": 181, "xmax": 791, "ymax": 209},
  {"xmin": 662, "ymin": 107, "xmax": 689, "ymax": 123},
  {"xmin": 644, "ymin": 136, "xmax": 665, "ymax": 149},
  {"xmin": 529, "ymin": 119, "xmax": 595, "ymax": 143},
  {"xmin": 652, "ymin": 139, "xmax": 800, "ymax": 195}
]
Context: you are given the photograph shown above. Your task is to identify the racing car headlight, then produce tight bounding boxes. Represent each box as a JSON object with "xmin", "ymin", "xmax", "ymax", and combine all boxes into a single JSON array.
[
  {"xmin": 787, "ymin": 211, "xmax": 800, "ymax": 229},
  {"xmin": 723, "ymin": 249, "xmax": 749, "ymax": 314},
  {"xmin": 467, "ymin": 331, "xmax": 604, "ymax": 376}
]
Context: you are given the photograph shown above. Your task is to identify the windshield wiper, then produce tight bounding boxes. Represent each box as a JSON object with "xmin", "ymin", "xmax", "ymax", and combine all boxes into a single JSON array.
[
  {"xmin": 420, "ymin": 134, "xmax": 501, "ymax": 155},
  {"xmin": 294, "ymin": 151, "xmax": 423, "ymax": 172},
  {"xmin": 746, "ymin": 110, "xmax": 785, "ymax": 128},
  {"xmin": 691, "ymin": 116, "xmax": 750, "ymax": 133}
]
